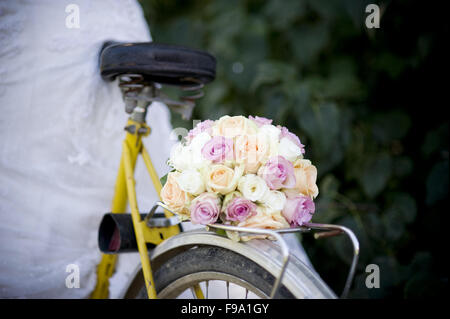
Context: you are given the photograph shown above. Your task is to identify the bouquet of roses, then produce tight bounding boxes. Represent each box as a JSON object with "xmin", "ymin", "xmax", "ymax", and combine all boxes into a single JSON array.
[{"xmin": 160, "ymin": 115, "xmax": 319, "ymax": 241}]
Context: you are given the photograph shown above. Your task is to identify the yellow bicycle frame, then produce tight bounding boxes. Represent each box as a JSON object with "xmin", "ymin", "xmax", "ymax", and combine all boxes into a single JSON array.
[{"xmin": 90, "ymin": 118, "xmax": 203, "ymax": 299}]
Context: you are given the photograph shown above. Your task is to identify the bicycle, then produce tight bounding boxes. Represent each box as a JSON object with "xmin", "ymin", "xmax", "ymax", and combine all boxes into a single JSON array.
[{"xmin": 91, "ymin": 41, "xmax": 360, "ymax": 299}]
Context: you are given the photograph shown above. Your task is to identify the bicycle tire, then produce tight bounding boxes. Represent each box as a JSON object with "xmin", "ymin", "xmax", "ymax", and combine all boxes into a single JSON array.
[
  {"xmin": 123, "ymin": 230, "xmax": 336, "ymax": 299},
  {"xmin": 135, "ymin": 245, "xmax": 294, "ymax": 299}
]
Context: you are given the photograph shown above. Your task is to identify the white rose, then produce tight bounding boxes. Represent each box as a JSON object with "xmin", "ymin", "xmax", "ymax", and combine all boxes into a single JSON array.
[
  {"xmin": 168, "ymin": 142, "xmax": 191, "ymax": 171},
  {"xmin": 259, "ymin": 190, "xmax": 286, "ymax": 212},
  {"xmin": 237, "ymin": 174, "xmax": 269, "ymax": 202},
  {"xmin": 258, "ymin": 125, "xmax": 280, "ymax": 159},
  {"xmin": 188, "ymin": 131, "xmax": 212, "ymax": 169},
  {"xmin": 259, "ymin": 124, "xmax": 281, "ymax": 141},
  {"xmin": 278, "ymin": 137, "xmax": 303, "ymax": 162},
  {"xmin": 175, "ymin": 169, "xmax": 205, "ymax": 196}
]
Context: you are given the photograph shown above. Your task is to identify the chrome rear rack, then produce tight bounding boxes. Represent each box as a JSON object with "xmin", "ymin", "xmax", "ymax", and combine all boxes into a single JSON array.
[{"xmin": 148, "ymin": 201, "xmax": 360, "ymax": 299}]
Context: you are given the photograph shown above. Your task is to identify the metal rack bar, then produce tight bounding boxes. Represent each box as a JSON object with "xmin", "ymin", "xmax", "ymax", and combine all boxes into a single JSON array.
[
  {"xmin": 206, "ymin": 222, "xmax": 360, "ymax": 299},
  {"xmin": 206, "ymin": 223, "xmax": 290, "ymax": 299},
  {"xmin": 145, "ymin": 201, "xmax": 360, "ymax": 299}
]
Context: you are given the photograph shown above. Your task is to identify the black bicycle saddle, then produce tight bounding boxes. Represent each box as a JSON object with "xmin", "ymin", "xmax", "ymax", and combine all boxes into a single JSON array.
[{"xmin": 99, "ymin": 41, "xmax": 216, "ymax": 86}]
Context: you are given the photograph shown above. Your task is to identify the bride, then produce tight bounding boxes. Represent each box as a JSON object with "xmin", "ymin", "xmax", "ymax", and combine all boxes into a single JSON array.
[
  {"xmin": 0, "ymin": 0, "xmax": 313, "ymax": 298},
  {"xmin": 0, "ymin": 0, "xmax": 176, "ymax": 298}
]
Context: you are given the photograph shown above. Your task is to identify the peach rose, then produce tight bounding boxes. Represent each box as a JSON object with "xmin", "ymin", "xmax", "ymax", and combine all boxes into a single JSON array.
[
  {"xmin": 161, "ymin": 172, "xmax": 191, "ymax": 217},
  {"xmin": 212, "ymin": 115, "xmax": 257, "ymax": 138},
  {"xmin": 205, "ymin": 164, "xmax": 244, "ymax": 195},
  {"xmin": 237, "ymin": 205, "xmax": 288, "ymax": 241},
  {"xmin": 293, "ymin": 159, "xmax": 319, "ymax": 198},
  {"xmin": 235, "ymin": 134, "xmax": 269, "ymax": 174}
]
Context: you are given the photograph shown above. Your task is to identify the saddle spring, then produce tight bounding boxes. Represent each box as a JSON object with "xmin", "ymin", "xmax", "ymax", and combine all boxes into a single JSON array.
[{"xmin": 118, "ymin": 74, "xmax": 204, "ymax": 120}]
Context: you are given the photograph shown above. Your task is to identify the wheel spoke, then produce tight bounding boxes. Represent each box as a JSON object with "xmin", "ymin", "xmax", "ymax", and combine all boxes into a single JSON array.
[
  {"xmin": 190, "ymin": 287, "xmax": 197, "ymax": 299},
  {"xmin": 206, "ymin": 280, "xmax": 209, "ymax": 299},
  {"xmin": 226, "ymin": 281, "xmax": 230, "ymax": 299},
  {"xmin": 245, "ymin": 288, "xmax": 248, "ymax": 299}
]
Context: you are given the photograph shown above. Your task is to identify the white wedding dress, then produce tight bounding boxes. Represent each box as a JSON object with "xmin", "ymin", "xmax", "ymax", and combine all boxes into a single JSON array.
[
  {"xmin": 0, "ymin": 0, "xmax": 176, "ymax": 298},
  {"xmin": 0, "ymin": 0, "xmax": 313, "ymax": 299}
]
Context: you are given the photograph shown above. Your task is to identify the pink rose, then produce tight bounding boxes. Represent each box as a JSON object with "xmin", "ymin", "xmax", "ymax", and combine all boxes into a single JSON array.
[
  {"xmin": 190, "ymin": 192, "xmax": 221, "ymax": 225},
  {"xmin": 201, "ymin": 136, "xmax": 234, "ymax": 163},
  {"xmin": 186, "ymin": 120, "xmax": 215, "ymax": 143},
  {"xmin": 282, "ymin": 194, "xmax": 315, "ymax": 227},
  {"xmin": 279, "ymin": 126, "xmax": 305, "ymax": 154},
  {"xmin": 249, "ymin": 115, "xmax": 273, "ymax": 127},
  {"xmin": 224, "ymin": 197, "xmax": 257, "ymax": 222},
  {"xmin": 257, "ymin": 156, "xmax": 296, "ymax": 190}
]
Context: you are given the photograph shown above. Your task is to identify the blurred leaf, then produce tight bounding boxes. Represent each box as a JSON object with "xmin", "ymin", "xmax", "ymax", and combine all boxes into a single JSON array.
[
  {"xmin": 321, "ymin": 59, "xmax": 364, "ymax": 100},
  {"xmin": 371, "ymin": 111, "xmax": 411, "ymax": 144},
  {"xmin": 250, "ymin": 61, "xmax": 296, "ymax": 91},
  {"xmin": 426, "ymin": 160, "xmax": 449, "ymax": 206},
  {"xmin": 289, "ymin": 82, "xmax": 311, "ymax": 114},
  {"xmin": 358, "ymin": 153, "xmax": 392, "ymax": 198},
  {"xmin": 371, "ymin": 255, "xmax": 402, "ymax": 295},
  {"xmin": 390, "ymin": 192, "xmax": 417, "ymax": 223},
  {"xmin": 208, "ymin": 6, "xmax": 246, "ymax": 58},
  {"xmin": 298, "ymin": 102, "xmax": 346, "ymax": 174},
  {"xmin": 403, "ymin": 272, "xmax": 443, "ymax": 298},
  {"xmin": 288, "ymin": 23, "xmax": 329, "ymax": 66},
  {"xmin": 307, "ymin": 0, "xmax": 344, "ymax": 21},
  {"xmin": 141, "ymin": 0, "xmax": 445, "ymax": 299},
  {"xmin": 362, "ymin": 212, "xmax": 385, "ymax": 241},
  {"xmin": 422, "ymin": 123, "xmax": 449, "ymax": 158},
  {"xmin": 298, "ymin": 102, "xmax": 340, "ymax": 154},
  {"xmin": 375, "ymin": 52, "xmax": 408, "ymax": 79},
  {"xmin": 392, "ymin": 156, "xmax": 413, "ymax": 178},
  {"xmin": 342, "ymin": 0, "xmax": 373, "ymax": 28},
  {"xmin": 315, "ymin": 174, "xmax": 343, "ymax": 223},
  {"xmin": 156, "ymin": 17, "xmax": 205, "ymax": 48},
  {"xmin": 332, "ymin": 215, "xmax": 371, "ymax": 266},
  {"xmin": 382, "ymin": 192, "xmax": 417, "ymax": 241},
  {"xmin": 263, "ymin": 0, "xmax": 306, "ymax": 31}
]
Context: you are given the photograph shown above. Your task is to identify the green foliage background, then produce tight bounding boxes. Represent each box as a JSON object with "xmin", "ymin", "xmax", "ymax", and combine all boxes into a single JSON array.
[{"xmin": 138, "ymin": 0, "xmax": 448, "ymax": 298}]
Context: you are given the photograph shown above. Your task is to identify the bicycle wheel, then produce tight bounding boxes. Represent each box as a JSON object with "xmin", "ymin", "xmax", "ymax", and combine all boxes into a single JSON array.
[{"xmin": 122, "ymin": 230, "xmax": 336, "ymax": 299}]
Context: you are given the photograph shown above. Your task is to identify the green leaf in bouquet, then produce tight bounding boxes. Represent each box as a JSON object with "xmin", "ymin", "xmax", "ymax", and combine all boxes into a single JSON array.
[
  {"xmin": 215, "ymin": 228, "xmax": 227, "ymax": 237},
  {"xmin": 160, "ymin": 169, "xmax": 175, "ymax": 186},
  {"xmin": 160, "ymin": 173, "xmax": 168, "ymax": 186}
]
